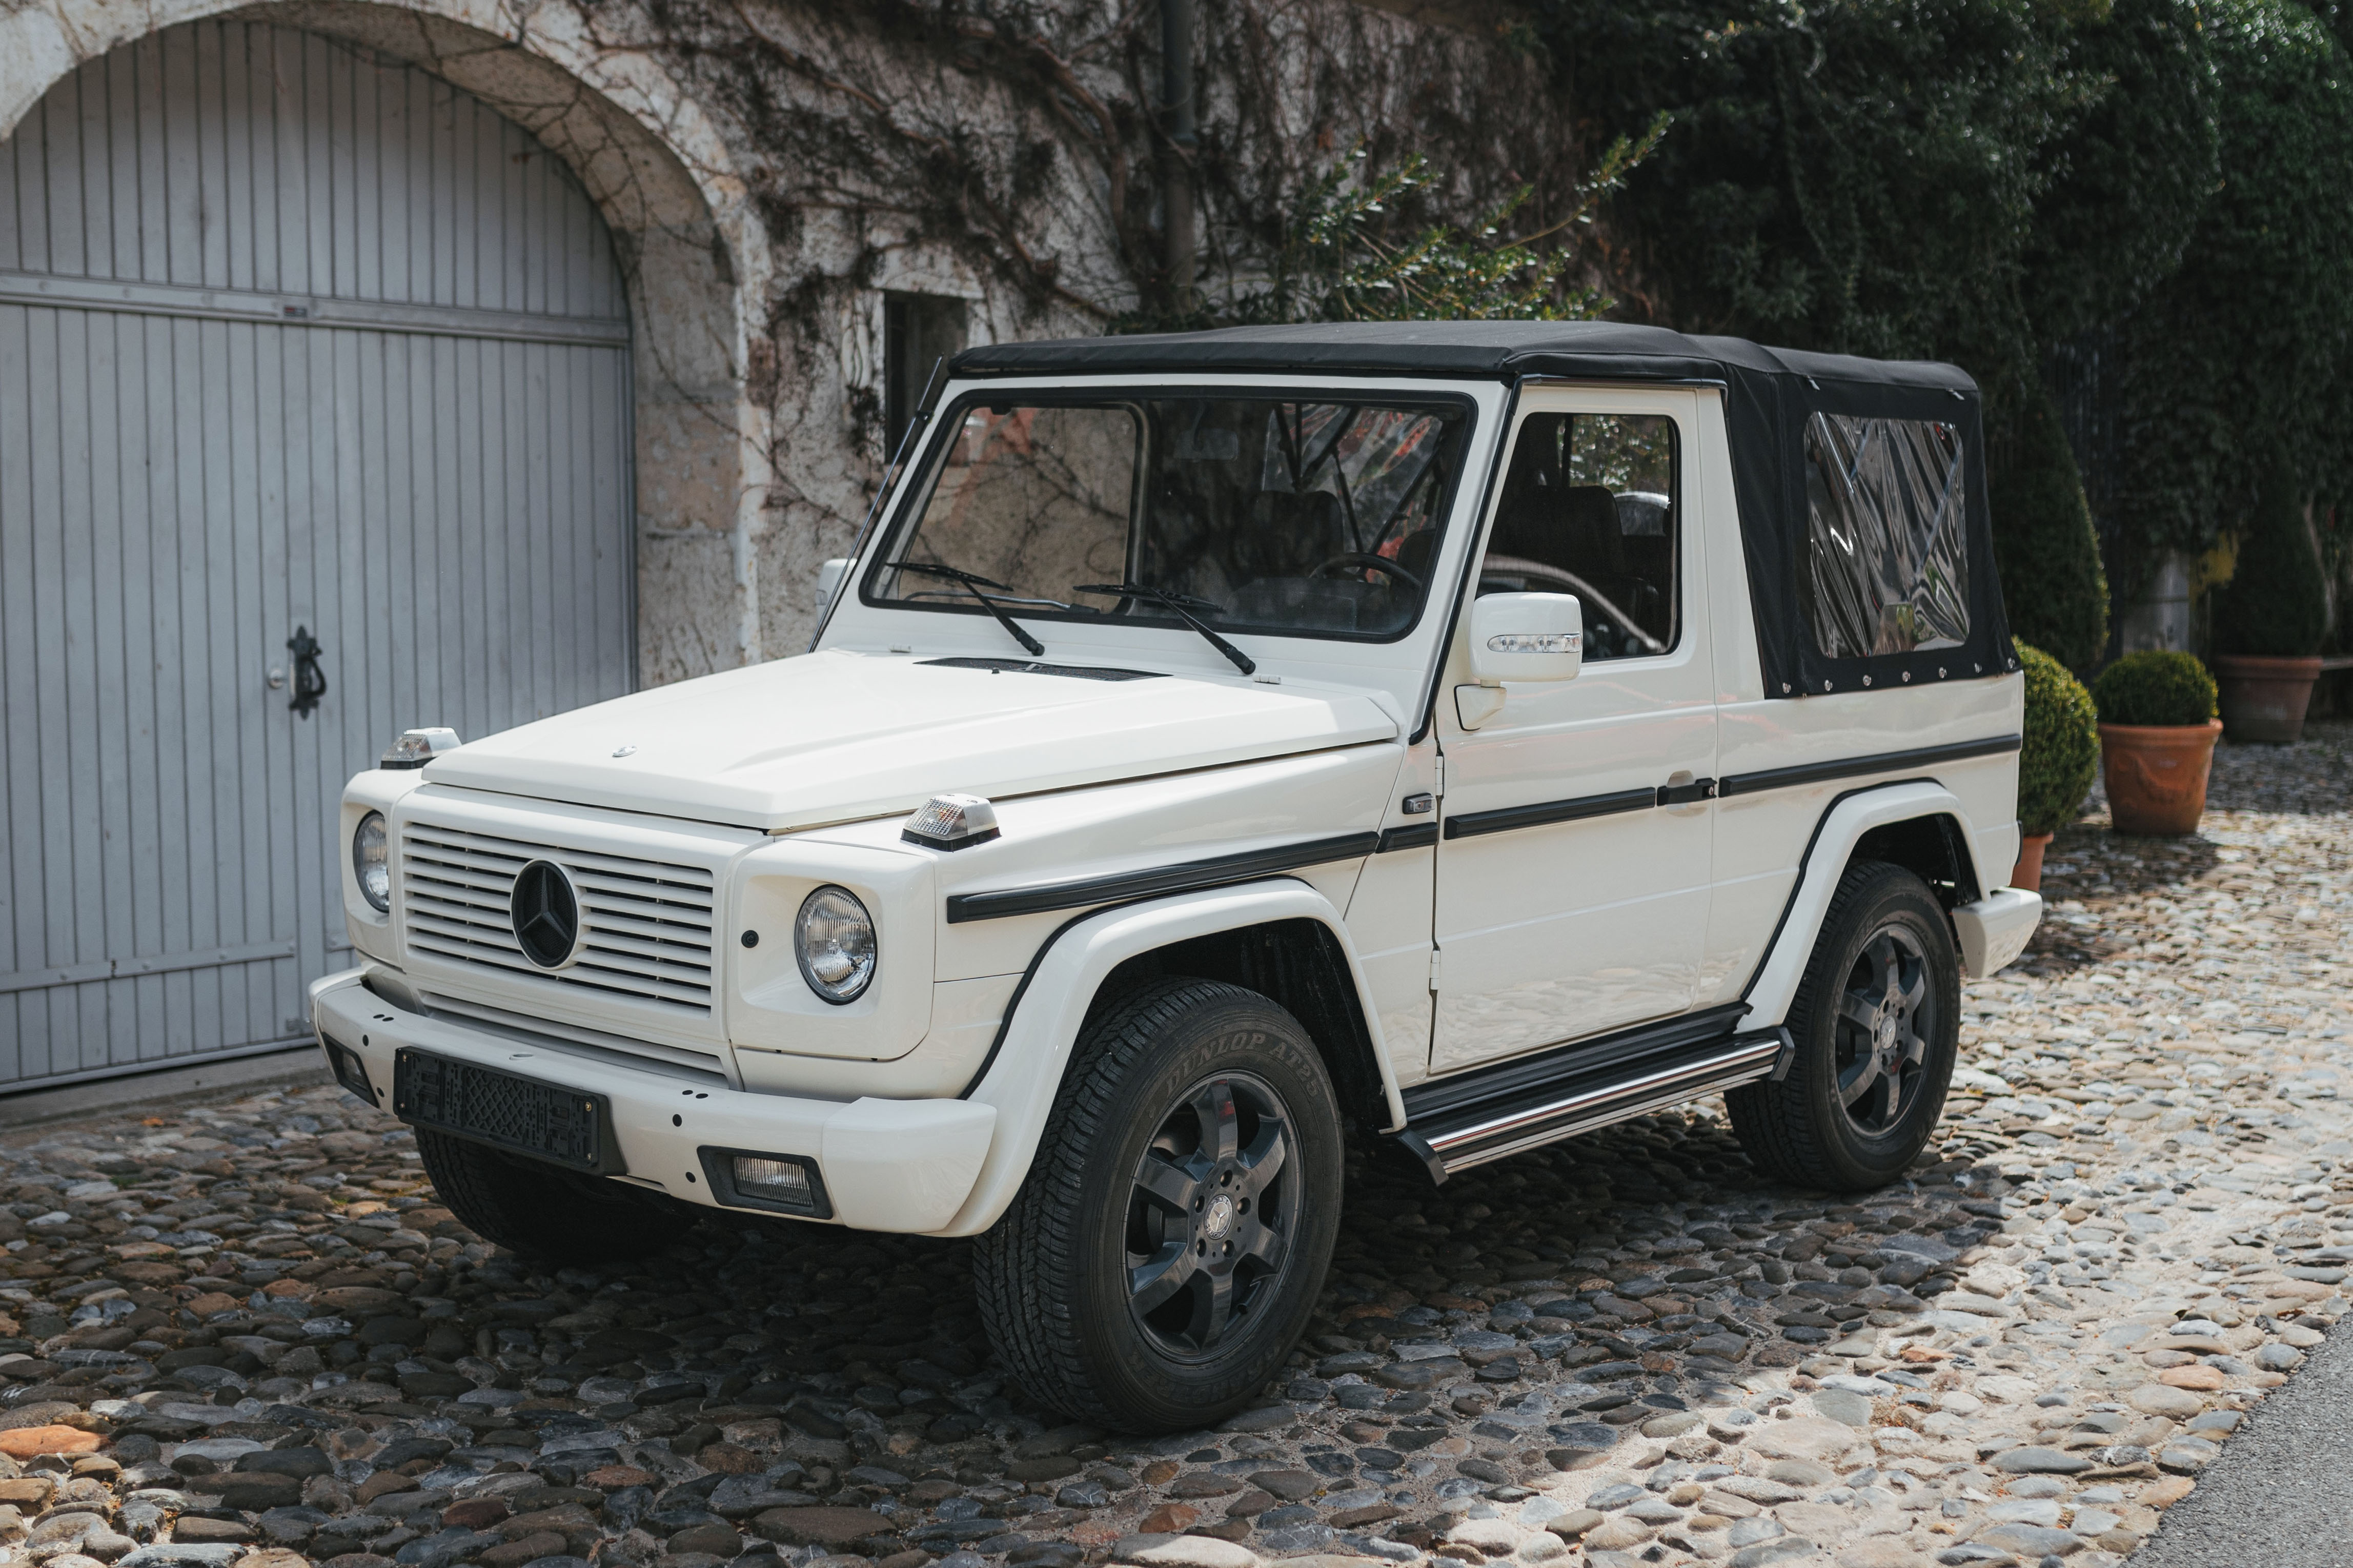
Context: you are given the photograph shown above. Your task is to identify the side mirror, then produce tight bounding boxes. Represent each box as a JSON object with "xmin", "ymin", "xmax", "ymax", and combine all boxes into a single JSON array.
[
  {"xmin": 814, "ymin": 557, "xmax": 851, "ymax": 614},
  {"xmin": 1468, "ymin": 592, "xmax": 1583, "ymax": 684}
]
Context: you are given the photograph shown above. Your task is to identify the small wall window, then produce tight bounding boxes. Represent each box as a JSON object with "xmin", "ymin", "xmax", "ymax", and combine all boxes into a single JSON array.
[
  {"xmin": 1802, "ymin": 413, "xmax": 1971, "ymax": 658},
  {"xmin": 1478, "ymin": 412, "xmax": 1679, "ymax": 660},
  {"xmin": 883, "ymin": 293, "xmax": 969, "ymax": 454}
]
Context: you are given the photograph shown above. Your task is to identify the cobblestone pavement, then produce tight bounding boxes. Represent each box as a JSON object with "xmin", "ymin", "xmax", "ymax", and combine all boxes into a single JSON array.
[{"xmin": 0, "ymin": 726, "xmax": 2344, "ymax": 1568}]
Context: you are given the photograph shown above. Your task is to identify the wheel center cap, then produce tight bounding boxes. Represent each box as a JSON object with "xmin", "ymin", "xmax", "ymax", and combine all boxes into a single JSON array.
[
  {"xmin": 1203, "ymin": 1193, "xmax": 1237, "ymax": 1239},
  {"xmin": 1874, "ymin": 1014, "xmax": 1898, "ymax": 1053}
]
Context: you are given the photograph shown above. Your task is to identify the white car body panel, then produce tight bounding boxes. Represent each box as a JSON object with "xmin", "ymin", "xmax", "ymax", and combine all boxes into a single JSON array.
[
  {"xmin": 1738, "ymin": 781, "xmax": 1996, "ymax": 1027},
  {"xmin": 940, "ymin": 879, "xmax": 1403, "ymax": 1238},
  {"xmin": 1431, "ymin": 386, "xmax": 1717, "ymax": 1070},
  {"xmin": 423, "ymin": 648, "xmax": 1399, "ymax": 834}
]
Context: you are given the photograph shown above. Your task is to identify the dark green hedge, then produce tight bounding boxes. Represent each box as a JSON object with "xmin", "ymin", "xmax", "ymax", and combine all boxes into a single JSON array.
[
  {"xmin": 2016, "ymin": 643, "xmax": 2099, "ymax": 836},
  {"xmin": 1533, "ymin": 0, "xmax": 2349, "ymax": 629},
  {"xmin": 2091, "ymin": 650, "xmax": 2219, "ymax": 728}
]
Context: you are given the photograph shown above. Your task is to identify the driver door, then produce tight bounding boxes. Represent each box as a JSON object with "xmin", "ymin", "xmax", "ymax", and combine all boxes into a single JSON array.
[{"xmin": 1430, "ymin": 388, "xmax": 1716, "ymax": 1073}]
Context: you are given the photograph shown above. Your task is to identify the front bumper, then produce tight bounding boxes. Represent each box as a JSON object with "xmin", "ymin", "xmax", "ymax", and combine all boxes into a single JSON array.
[{"xmin": 308, "ymin": 969, "xmax": 997, "ymax": 1234}]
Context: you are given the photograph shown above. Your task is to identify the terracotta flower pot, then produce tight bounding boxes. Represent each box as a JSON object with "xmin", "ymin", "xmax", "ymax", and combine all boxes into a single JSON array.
[
  {"xmin": 2098, "ymin": 719, "xmax": 2222, "ymax": 837},
  {"xmin": 2214, "ymin": 653, "xmax": 2323, "ymax": 744},
  {"xmin": 2011, "ymin": 831, "xmax": 2054, "ymax": 892}
]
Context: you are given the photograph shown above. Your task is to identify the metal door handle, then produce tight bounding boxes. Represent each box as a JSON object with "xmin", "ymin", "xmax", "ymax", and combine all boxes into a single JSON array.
[{"xmin": 287, "ymin": 626, "xmax": 328, "ymax": 718}]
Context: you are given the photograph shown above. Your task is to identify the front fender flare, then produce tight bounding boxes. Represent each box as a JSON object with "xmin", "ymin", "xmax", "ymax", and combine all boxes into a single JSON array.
[
  {"xmin": 933, "ymin": 878, "xmax": 1402, "ymax": 1237},
  {"xmin": 1740, "ymin": 782, "xmax": 1989, "ymax": 1029}
]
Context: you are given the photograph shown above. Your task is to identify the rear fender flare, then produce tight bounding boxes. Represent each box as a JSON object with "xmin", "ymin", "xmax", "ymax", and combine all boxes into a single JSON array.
[
  {"xmin": 935, "ymin": 879, "xmax": 1401, "ymax": 1236},
  {"xmin": 1741, "ymin": 782, "xmax": 1985, "ymax": 1028}
]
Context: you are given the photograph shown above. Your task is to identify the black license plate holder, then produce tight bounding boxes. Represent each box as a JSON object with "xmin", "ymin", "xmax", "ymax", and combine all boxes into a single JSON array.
[{"xmin": 393, "ymin": 1048, "xmax": 616, "ymax": 1173}]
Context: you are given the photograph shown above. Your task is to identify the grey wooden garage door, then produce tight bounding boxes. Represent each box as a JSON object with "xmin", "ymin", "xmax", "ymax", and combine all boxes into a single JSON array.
[{"xmin": 0, "ymin": 21, "xmax": 635, "ymax": 1091}]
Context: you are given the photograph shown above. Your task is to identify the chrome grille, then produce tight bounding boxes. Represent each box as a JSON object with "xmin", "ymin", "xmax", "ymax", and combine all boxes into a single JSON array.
[{"xmin": 400, "ymin": 822, "xmax": 717, "ymax": 1014}]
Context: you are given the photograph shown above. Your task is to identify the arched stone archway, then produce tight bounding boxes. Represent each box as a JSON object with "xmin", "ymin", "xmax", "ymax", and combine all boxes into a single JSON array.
[
  {"xmin": 0, "ymin": 0, "xmax": 773, "ymax": 682},
  {"xmin": 0, "ymin": 4, "xmax": 773, "ymax": 1089}
]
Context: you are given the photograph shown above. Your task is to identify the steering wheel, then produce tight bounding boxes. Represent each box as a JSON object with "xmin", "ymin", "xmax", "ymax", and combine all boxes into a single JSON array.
[{"xmin": 1310, "ymin": 552, "xmax": 1425, "ymax": 591}]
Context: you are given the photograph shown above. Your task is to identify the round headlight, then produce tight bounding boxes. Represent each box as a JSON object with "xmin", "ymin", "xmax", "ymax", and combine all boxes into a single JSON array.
[
  {"xmin": 353, "ymin": 810, "xmax": 391, "ymax": 913},
  {"xmin": 795, "ymin": 885, "xmax": 876, "ymax": 1004}
]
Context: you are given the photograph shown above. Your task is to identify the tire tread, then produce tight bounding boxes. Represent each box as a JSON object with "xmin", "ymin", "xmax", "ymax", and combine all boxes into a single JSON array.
[
  {"xmin": 973, "ymin": 976, "xmax": 1321, "ymax": 1427},
  {"xmin": 417, "ymin": 1129, "xmax": 677, "ymax": 1264},
  {"xmin": 1728, "ymin": 858, "xmax": 1954, "ymax": 1190}
]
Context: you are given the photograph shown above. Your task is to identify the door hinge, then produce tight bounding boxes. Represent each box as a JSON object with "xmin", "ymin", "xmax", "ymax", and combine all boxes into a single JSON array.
[
  {"xmin": 1428, "ymin": 948, "xmax": 1443, "ymax": 992},
  {"xmin": 1432, "ymin": 757, "xmax": 1447, "ymax": 797}
]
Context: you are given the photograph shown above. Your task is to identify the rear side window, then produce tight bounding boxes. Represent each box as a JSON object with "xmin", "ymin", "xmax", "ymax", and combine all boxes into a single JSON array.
[
  {"xmin": 1478, "ymin": 412, "xmax": 1679, "ymax": 661},
  {"xmin": 1802, "ymin": 414, "xmax": 1971, "ymax": 659}
]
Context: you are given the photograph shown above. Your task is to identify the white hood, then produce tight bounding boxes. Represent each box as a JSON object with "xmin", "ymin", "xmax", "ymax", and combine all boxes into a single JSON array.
[{"xmin": 421, "ymin": 651, "xmax": 1400, "ymax": 832}]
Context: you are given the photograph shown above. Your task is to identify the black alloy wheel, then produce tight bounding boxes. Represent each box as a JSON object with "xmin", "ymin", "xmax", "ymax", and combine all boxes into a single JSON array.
[
  {"xmin": 1833, "ymin": 925, "xmax": 1936, "ymax": 1136},
  {"xmin": 1726, "ymin": 859, "xmax": 1960, "ymax": 1190},
  {"xmin": 1125, "ymin": 1072, "xmax": 1300, "ymax": 1356},
  {"xmin": 973, "ymin": 976, "xmax": 1343, "ymax": 1430}
]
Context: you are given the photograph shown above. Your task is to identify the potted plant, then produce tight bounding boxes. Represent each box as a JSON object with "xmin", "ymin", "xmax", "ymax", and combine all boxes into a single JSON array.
[
  {"xmin": 2212, "ymin": 473, "xmax": 2329, "ymax": 742},
  {"xmin": 2012, "ymin": 643, "xmax": 2099, "ymax": 890},
  {"xmin": 2090, "ymin": 650, "xmax": 2222, "ymax": 836}
]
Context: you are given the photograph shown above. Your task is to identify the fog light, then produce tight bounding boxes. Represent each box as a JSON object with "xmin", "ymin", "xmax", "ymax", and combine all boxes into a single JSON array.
[
  {"xmin": 700, "ymin": 1147, "xmax": 831, "ymax": 1217},
  {"xmin": 737, "ymin": 1157, "xmax": 811, "ymax": 1202},
  {"xmin": 319, "ymin": 1032, "xmax": 377, "ymax": 1103}
]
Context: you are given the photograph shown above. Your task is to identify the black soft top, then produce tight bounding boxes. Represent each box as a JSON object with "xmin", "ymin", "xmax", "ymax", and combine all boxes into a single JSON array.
[
  {"xmin": 951, "ymin": 319, "xmax": 1974, "ymax": 396},
  {"xmin": 952, "ymin": 321, "xmax": 2014, "ymax": 701}
]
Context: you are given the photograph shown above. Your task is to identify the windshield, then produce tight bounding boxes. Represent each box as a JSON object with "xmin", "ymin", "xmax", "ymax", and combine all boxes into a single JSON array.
[{"xmin": 866, "ymin": 393, "xmax": 1472, "ymax": 642}]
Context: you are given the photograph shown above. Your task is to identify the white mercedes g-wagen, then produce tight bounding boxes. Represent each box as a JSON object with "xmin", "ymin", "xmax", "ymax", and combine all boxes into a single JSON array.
[{"xmin": 312, "ymin": 321, "xmax": 2042, "ymax": 1431}]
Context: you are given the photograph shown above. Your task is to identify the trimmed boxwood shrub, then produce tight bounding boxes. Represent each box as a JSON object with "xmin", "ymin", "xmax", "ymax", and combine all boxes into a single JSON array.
[
  {"xmin": 1991, "ymin": 386, "xmax": 2111, "ymax": 671},
  {"xmin": 2016, "ymin": 643, "xmax": 2100, "ymax": 836},
  {"xmin": 2215, "ymin": 470, "xmax": 2329, "ymax": 656},
  {"xmin": 2091, "ymin": 649, "xmax": 2219, "ymax": 726}
]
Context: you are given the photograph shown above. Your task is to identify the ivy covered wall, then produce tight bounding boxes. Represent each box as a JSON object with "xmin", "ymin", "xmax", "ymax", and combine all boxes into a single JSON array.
[
  {"xmin": 584, "ymin": 0, "xmax": 1591, "ymax": 654},
  {"xmin": 1536, "ymin": 0, "xmax": 2353, "ymax": 665}
]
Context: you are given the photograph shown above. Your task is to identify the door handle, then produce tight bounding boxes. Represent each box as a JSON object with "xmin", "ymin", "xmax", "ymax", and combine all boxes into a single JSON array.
[
  {"xmin": 287, "ymin": 626, "xmax": 328, "ymax": 719},
  {"xmin": 1656, "ymin": 776, "xmax": 1716, "ymax": 806}
]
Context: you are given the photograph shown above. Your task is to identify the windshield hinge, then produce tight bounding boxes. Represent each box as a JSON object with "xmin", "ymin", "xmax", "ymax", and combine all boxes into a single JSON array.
[{"xmin": 1428, "ymin": 948, "xmax": 1443, "ymax": 993}]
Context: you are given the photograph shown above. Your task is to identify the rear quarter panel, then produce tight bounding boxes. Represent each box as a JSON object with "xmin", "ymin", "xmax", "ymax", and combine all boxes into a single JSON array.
[{"xmin": 1703, "ymin": 672, "xmax": 2023, "ymax": 1006}]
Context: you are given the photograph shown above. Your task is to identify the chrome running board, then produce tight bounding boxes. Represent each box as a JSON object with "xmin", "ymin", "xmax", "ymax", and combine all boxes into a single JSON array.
[{"xmin": 1394, "ymin": 1026, "xmax": 1792, "ymax": 1182}]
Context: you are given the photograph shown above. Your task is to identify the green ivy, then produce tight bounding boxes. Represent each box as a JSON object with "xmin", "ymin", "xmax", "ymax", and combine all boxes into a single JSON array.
[
  {"xmin": 1126, "ymin": 119, "xmax": 1671, "ymax": 331},
  {"xmin": 2107, "ymin": 0, "xmax": 2353, "ymax": 593},
  {"xmin": 1523, "ymin": 0, "xmax": 2353, "ymax": 644}
]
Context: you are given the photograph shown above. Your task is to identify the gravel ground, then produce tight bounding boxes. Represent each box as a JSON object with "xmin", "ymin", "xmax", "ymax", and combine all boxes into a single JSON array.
[{"xmin": 0, "ymin": 724, "xmax": 2344, "ymax": 1568}]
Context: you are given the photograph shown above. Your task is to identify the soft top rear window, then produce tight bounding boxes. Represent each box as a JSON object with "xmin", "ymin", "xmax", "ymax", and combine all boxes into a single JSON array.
[
  {"xmin": 867, "ymin": 392, "xmax": 1473, "ymax": 643},
  {"xmin": 1801, "ymin": 413, "xmax": 1970, "ymax": 660}
]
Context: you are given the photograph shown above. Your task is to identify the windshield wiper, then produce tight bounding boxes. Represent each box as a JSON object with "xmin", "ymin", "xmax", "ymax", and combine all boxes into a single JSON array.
[
  {"xmin": 891, "ymin": 562, "xmax": 1046, "ymax": 657},
  {"xmin": 1073, "ymin": 582, "xmax": 1255, "ymax": 676}
]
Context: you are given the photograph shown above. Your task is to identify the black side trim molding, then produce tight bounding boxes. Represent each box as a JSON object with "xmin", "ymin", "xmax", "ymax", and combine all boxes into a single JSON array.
[
  {"xmin": 1376, "ymin": 823, "xmax": 1440, "ymax": 853},
  {"xmin": 1442, "ymin": 787, "xmax": 1655, "ymax": 840},
  {"xmin": 1718, "ymin": 734, "xmax": 2020, "ymax": 798},
  {"xmin": 944, "ymin": 832, "xmax": 1381, "ymax": 924}
]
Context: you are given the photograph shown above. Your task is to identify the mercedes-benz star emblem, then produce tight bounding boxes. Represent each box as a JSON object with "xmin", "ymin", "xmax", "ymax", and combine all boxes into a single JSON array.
[
  {"xmin": 511, "ymin": 860, "xmax": 582, "ymax": 969},
  {"xmin": 611, "ymin": 744, "xmax": 636, "ymax": 758}
]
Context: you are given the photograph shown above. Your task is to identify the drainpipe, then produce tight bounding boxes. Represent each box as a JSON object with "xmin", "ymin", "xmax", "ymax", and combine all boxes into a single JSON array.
[{"xmin": 1161, "ymin": 0, "xmax": 1197, "ymax": 312}]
